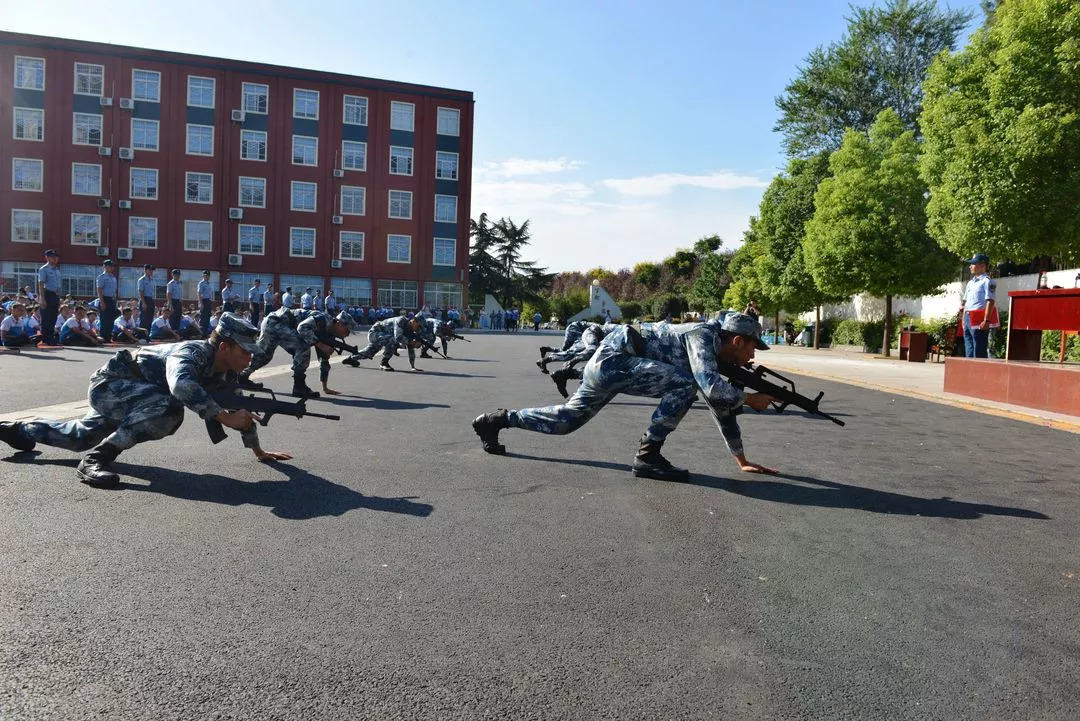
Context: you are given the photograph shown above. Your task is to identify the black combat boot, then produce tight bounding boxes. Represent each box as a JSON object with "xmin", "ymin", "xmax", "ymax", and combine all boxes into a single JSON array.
[
  {"xmin": 341, "ymin": 355, "xmax": 360, "ymax": 368},
  {"xmin": 551, "ymin": 368, "xmax": 571, "ymax": 399},
  {"xmin": 472, "ymin": 409, "xmax": 510, "ymax": 455},
  {"xmin": 76, "ymin": 444, "xmax": 121, "ymax": 488},
  {"xmin": 535, "ymin": 358, "xmax": 550, "ymax": 374},
  {"xmin": 420, "ymin": 350, "xmax": 432, "ymax": 359},
  {"xmin": 631, "ymin": 434, "xmax": 690, "ymax": 482},
  {"xmin": 379, "ymin": 361, "xmax": 395, "ymax": 372},
  {"xmin": 237, "ymin": 373, "xmax": 263, "ymax": 390},
  {"xmin": 539, "ymin": 345, "xmax": 553, "ymax": 356},
  {"xmin": 292, "ymin": 376, "xmax": 320, "ymax": 399},
  {"xmin": 0, "ymin": 421, "xmax": 36, "ymax": 452}
]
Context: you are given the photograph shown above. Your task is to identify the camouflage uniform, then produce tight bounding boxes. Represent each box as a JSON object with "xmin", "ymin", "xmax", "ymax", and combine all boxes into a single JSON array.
[
  {"xmin": 346, "ymin": 316, "xmax": 417, "ymax": 366},
  {"xmin": 418, "ymin": 317, "xmax": 450, "ymax": 356},
  {"xmin": 243, "ymin": 307, "xmax": 333, "ymax": 383},
  {"xmin": 556, "ymin": 320, "xmax": 591, "ymax": 351},
  {"xmin": 544, "ymin": 323, "xmax": 619, "ymax": 364}
]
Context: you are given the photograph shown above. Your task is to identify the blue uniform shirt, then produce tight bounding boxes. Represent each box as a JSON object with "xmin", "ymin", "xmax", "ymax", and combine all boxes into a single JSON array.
[
  {"xmin": 38, "ymin": 263, "xmax": 61, "ymax": 292},
  {"xmin": 963, "ymin": 274, "xmax": 995, "ymax": 311},
  {"xmin": 166, "ymin": 279, "xmax": 183, "ymax": 302},
  {"xmin": 248, "ymin": 286, "xmax": 262, "ymax": 303},
  {"xmin": 197, "ymin": 279, "xmax": 213, "ymax": 301},
  {"xmin": 221, "ymin": 286, "xmax": 239, "ymax": 304},
  {"xmin": 96, "ymin": 272, "xmax": 117, "ymax": 298},
  {"xmin": 137, "ymin": 275, "xmax": 155, "ymax": 301},
  {"xmin": 263, "ymin": 289, "xmax": 275, "ymax": 306}
]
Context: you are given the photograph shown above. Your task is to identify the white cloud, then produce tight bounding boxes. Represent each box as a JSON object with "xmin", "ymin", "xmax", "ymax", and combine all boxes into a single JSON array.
[
  {"xmin": 475, "ymin": 157, "xmax": 584, "ymax": 179},
  {"xmin": 601, "ymin": 171, "xmax": 769, "ymax": 196}
]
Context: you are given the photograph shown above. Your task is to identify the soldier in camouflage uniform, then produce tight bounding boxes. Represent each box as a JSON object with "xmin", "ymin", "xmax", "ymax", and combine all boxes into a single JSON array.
[
  {"xmin": 473, "ymin": 313, "xmax": 778, "ymax": 482},
  {"xmin": 239, "ymin": 307, "xmax": 355, "ymax": 398},
  {"xmin": 538, "ymin": 319, "xmax": 590, "ymax": 361},
  {"xmin": 537, "ymin": 322, "xmax": 619, "ymax": 375},
  {"xmin": 341, "ymin": 315, "xmax": 424, "ymax": 372},
  {"xmin": 0, "ymin": 314, "xmax": 292, "ymax": 489},
  {"xmin": 418, "ymin": 316, "xmax": 454, "ymax": 358}
]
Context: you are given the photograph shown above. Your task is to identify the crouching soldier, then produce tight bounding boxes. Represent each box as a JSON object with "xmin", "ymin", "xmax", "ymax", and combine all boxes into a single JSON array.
[
  {"xmin": 0, "ymin": 313, "xmax": 292, "ymax": 488},
  {"xmin": 238, "ymin": 306, "xmax": 352, "ymax": 397},
  {"xmin": 342, "ymin": 314, "xmax": 424, "ymax": 372},
  {"xmin": 418, "ymin": 316, "xmax": 454, "ymax": 358}
]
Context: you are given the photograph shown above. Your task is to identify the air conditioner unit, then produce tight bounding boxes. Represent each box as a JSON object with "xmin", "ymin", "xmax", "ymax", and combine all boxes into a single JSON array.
[
  {"xmin": 97, "ymin": 198, "xmax": 111, "ymax": 208},
  {"xmin": 332, "ymin": 215, "xmax": 344, "ymax": 225},
  {"xmin": 231, "ymin": 109, "xmax": 246, "ymax": 122},
  {"xmin": 118, "ymin": 147, "xmax": 135, "ymax": 160},
  {"xmin": 228, "ymin": 207, "xmax": 244, "ymax": 220},
  {"xmin": 332, "ymin": 169, "xmax": 345, "ymax": 178},
  {"xmin": 228, "ymin": 254, "xmax": 243, "ymax": 266},
  {"xmin": 118, "ymin": 200, "xmax": 132, "ymax": 209},
  {"xmin": 97, "ymin": 146, "xmax": 112, "ymax": 157},
  {"xmin": 95, "ymin": 247, "xmax": 110, "ymax": 257},
  {"xmin": 119, "ymin": 98, "xmax": 135, "ymax": 110},
  {"xmin": 330, "ymin": 259, "xmax": 343, "ymax": 269},
  {"xmin": 117, "ymin": 248, "xmax": 133, "ymax": 260},
  {"xmin": 100, "ymin": 97, "xmax": 113, "ymax": 107}
]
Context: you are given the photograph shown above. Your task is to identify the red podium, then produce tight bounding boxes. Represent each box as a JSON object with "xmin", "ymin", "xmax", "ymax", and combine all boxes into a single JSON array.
[{"xmin": 1005, "ymin": 288, "xmax": 1080, "ymax": 362}]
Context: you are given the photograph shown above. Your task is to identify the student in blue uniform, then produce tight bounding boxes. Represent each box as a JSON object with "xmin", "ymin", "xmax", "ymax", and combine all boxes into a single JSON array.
[
  {"xmin": 166, "ymin": 269, "xmax": 184, "ymax": 330},
  {"xmin": 137, "ymin": 264, "xmax": 157, "ymax": 332},
  {"xmin": 197, "ymin": 270, "xmax": 214, "ymax": 336},
  {"xmin": 95, "ymin": 259, "xmax": 119, "ymax": 344},
  {"xmin": 248, "ymin": 279, "xmax": 263, "ymax": 327},
  {"xmin": 37, "ymin": 249, "xmax": 62, "ymax": 345}
]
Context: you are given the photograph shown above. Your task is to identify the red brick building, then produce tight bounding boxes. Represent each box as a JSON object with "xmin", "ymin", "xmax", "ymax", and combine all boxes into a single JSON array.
[{"xmin": 0, "ymin": 31, "xmax": 473, "ymax": 310}]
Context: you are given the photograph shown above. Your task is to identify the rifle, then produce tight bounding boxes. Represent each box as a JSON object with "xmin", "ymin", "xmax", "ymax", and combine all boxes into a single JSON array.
[
  {"xmin": 205, "ymin": 384, "xmax": 341, "ymax": 444},
  {"xmin": 316, "ymin": 333, "xmax": 359, "ymax": 356},
  {"xmin": 715, "ymin": 362, "xmax": 845, "ymax": 426},
  {"xmin": 447, "ymin": 331, "xmax": 471, "ymax": 342}
]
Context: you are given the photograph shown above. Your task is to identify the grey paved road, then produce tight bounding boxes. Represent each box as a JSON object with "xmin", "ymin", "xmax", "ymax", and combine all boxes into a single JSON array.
[{"xmin": 1, "ymin": 334, "xmax": 1077, "ymax": 720}]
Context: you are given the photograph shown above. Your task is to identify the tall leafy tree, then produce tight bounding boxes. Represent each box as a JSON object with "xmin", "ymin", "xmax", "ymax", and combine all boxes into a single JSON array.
[
  {"xmin": 804, "ymin": 109, "xmax": 957, "ymax": 355},
  {"xmin": 775, "ymin": 0, "xmax": 972, "ymax": 157},
  {"xmin": 689, "ymin": 247, "xmax": 736, "ymax": 313},
  {"xmin": 490, "ymin": 216, "xmax": 552, "ymax": 307},
  {"xmin": 469, "ymin": 213, "xmax": 503, "ymax": 303},
  {"xmin": 920, "ymin": 0, "xmax": 1080, "ymax": 263}
]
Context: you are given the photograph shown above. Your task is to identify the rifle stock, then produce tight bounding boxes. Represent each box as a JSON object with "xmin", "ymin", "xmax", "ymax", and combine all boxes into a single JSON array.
[
  {"xmin": 716, "ymin": 362, "xmax": 845, "ymax": 426},
  {"xmin": 205, "ymin": 384, "xmax": 341, "ymax": 444},
  {"xmin": 317, "ymin": 334, "xmax": 359, "ymax": 356}
]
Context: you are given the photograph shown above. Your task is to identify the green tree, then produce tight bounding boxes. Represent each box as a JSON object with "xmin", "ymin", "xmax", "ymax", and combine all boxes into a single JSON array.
[
  {"xmin": 920, "ymin": 0, "xmax": 1080, "ymax": 263},
  {"xmin": 490, "ymin": 217, "xmax": 552, "ymax": 307},
  {"xmin": 804, "ymin": 109, "xmax": 957, "ymax": 355},
  {"xmin": 723, "ymin": 223, "xmax": 783, "ymax": 319},
  {"xmin": 633, "ymin": 262, "xmax": 660, "ymax": 290},
  {"xmin": 775, "ymin": 0, "xmax": 972, "ymax": 157},
  {"xmin": 689, "ymin": 248, "xmax": 735, "ymax": 313},
  {"xmin": 468, "ymin": 213, "xmax": 503, "ymax": 304}
]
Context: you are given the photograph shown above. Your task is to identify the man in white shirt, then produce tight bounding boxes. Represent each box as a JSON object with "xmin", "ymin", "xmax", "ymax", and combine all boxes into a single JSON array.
[{"xmin": 149, "ymin": 308, "xmax": 181, "ymax": 342}]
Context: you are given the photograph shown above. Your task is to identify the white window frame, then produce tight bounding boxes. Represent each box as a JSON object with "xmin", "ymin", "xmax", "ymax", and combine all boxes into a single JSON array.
[
  {"xmin": 242, "ymin": 82, "xmax": 269, "ymax": 114},
  {"xmin": 433, "ymin": 237, "xmax": 456, "ymax": 267},
  {"xmin": 132, "ymin": 69, "xmax": 161, "ymax": 103},
  {"xmin": 72, "ymin": 113, "xmax": 103, "ymax": 146},
  {"xmin": 131, "ymin": 118, "xmax": 160, "ymax": 151},
  {"xmin": 129, "ymin": 167, "xmax": 159, "ymax": 200},
  {"xmin": 71, "ymin": 213, "xmax": 102, "ymax": 246},
  {"xmin": 290, "ymin": 181, "xmax": 317, "ymax": 212},
  {"xmin": 340, "ymin": 186, "xmax": 366, "ymax": 216},
  {"xmin": 238, "ymin": 224, "xmax": 266, "ymax": 256},
  {"xmin": 74, "ymin": 62, "xmax": 104, "ymax": 97},
  {"xmin": 12, "ymin": 209, "xmax": 43, "ymax": 244},
  {"xmin": 185, "ymin": 172, "xmax": 214, "ymax": 204},
  {"xmin": 389, "ymin": 145, "xmax": 414, "ymax": 176},
  {"xmin": 435, "ymin": 151, "xmax": 459, "ymax": 181},
  {"xmin": 13, "ymin": 107, "xmax": 44, "ymax": 142},
  {"xmin": 390, "ymin": 101, "xmax": 415, "ymax": 132},
  {"xmin": 184, "ymin": 220, "xmax": 213, "ymax": 252},
  {"xmin": 14, "ymin": 56, "xmax": 46, "ymax": 91},
  {"xmin": 291, "ymin": 135, "xmax": 318, "ymax": 166},
  {"xmin": 186, "ymin": 124, "xmax": 215, "ymax": 156},
  {"xmin": 71, "ymin": 163, "xmax": 102, "ymax": 196},
  {"xmin": 434, "ymin": 194, "xmax": 458, "ymax": 223},
  {"xmin": 437, "ymin": 107, "xmax": 461, "ymax": 137},
  {"xmin": 339, "ymin": 231, "xmax": 365, "ymax": 261},
  {"xmin": 187, "ymin": 75, "xmax": 216, "ymax": 108},
  {"xmin": 128, "ymin": 217, "xmax": 158, "ymax": 249},
  {"xmin": 289, "ymin": 227, "xmax": 316, "ymax": 258},
  {"xmin": 388, "ymin": 190, "xmax": 412, "ymax": 220},
  {"xmin": 240, "ymin": 129, "xmax": 267, "ymax": 161},
  {"xmin": 239, "ymin": 176, "xmax": 267, "ymax": 208},
  {"xmin": 12, "ymin": 158, "xmax": 43, "ymax": 192},
  {"xmin": 387, "ymin": 234, "xmax": 411, "ymax": 264},
  {"xmin": 293, "ymin": 89, "xmax": 319, "ymax": 120},
  {"xmin": 341, "ymin": 140, "xmax": 366, "ymax": 171},
  {"xmin": 343, "ymin": 95, "xmax": 368, "ymax": 126}
]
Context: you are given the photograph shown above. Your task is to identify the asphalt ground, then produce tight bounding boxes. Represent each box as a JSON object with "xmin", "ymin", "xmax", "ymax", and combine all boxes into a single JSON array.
[{"xmin": 1, "ymin": 333, "xmax": 1078, "ymax": 720}]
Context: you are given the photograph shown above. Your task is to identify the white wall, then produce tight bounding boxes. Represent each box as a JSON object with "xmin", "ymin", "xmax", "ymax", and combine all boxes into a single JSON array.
[{"xmin": 568, "ymin": 283, "xmax": 622, "ymax": 322}]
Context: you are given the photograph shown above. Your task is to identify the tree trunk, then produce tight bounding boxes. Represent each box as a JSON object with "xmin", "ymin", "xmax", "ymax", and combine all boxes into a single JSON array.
[
  {"xmin": 775, "ymin": 311, "xmax": 781, "ymax": 345},
  {"xmin": 813, "ymin": 305, "xmax": 821, "ymax": 349},
  {"xmin": 881, "ymin": 294, "xmax": 892, "ymax": 357}
]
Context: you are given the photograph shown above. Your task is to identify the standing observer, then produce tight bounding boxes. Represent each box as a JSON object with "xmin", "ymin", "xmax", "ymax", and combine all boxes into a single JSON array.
[
  {"xmin": 37, "ymin": 249, "xmax": 62, "ymax": 345},
  {"xmin": 961, "ymin": 252, "xmax": 996, "ymax": 359},
  {"xmin": 96, "ymin": 259, "xmax": 118, "ymax": 341}
]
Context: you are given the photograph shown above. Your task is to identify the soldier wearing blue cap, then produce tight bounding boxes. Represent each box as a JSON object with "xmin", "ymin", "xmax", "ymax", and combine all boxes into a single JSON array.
[
  {"xmin": 95, "ymin": 259, "xmax": 118, "ymax": 343},
  {"xmin": 342, "ymin": 314, "xmax": 424, "ymax": 372},
  {"xmin": 37, "ymin": 249, "xmax": 62, "ymax": 345},
  {"xmin": 197, "ymin": 270, "xmax": 214, "ymax": 336},
  {"xmin": 473, "ymin": 313, "xmax": 779, "ymax": 481},
  {"xmin": 221, "ymin": 278, "xmax": 239, "ymax": 314},
  {"xmin": 166, "ymin": 269, "xmax": 184, "ymax": 331},
  {"xmin": 248, "ymin": 278, "xmax": 263, "ymax": 327},
  {"xmin": 960, "ymin": 252, "xmax": 997, "ymax": 358},
  {"xmin": 239, "ymin": 307, "xmax": 354, "ymax": 397},
  {"xmin": 137, "ymin": 264, "xmax": 157, "ymax": 332},
  {"xmin": 0, "ymin": 313, "xmax": 292, "ymax": 488}
]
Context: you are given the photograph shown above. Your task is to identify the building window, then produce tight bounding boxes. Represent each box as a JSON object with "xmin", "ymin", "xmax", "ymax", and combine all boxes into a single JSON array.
[
  {"xmin": 72, "ymin": 163, "xmax": 102, "ymax": 196},
  {"xmin": 389, "ymin": 146, "xmax": 413, "ymax": 176},
  {"xmin": 238, "ymin": 224, "xmax": 265, "ymax": 255},
  {"xmin": 293, "ymin": 89, "xmax": 319, "ymax": 119},
  {"xmin": 242, "ymin": 82, "xmax": 269, "ymax": 114},
  {"xmin": 433, "ymin": 237, "xmax": 456, "ymax": 266},
  {"xmin": 377, "ymin": 279, "xmax": 417, "ymax": 309},
  {"xmin": 423, "ymin": 281, "xmax": 463, "ymax": 310},
  {"xmin": 129, "ymin": 217, "xmax": 158, "ymax": 248},
  {"xmin": 387, "ymin": 234, "xmax": 411, "ymax": 263},
  {"xmin": 72, "ymin": 113, "xmax": 103, "ymax": 146},
  {"xmin": 341, "ymin": 140, "xmax": 366, "ymax": 171},
  {"xmin": 12, "ymin": 158, "xmax": 43, "ymax": 191},
  {"xmin": 292, "ymin": 135, "xmax": 318, "ymax": 166},
  {"xmin": 74, "ymin": 63, "xmax": 104, "ymax": 96},
  {"xmin": 340, "ymin": 186, "xmax": 365, "ymax": 215},
  {"xmin": 390, "ymin": 101, "xmax": 415, "ymax": 132},
  {"xmin": 187, "ymin": 76, "xmax": 215, "ymax": 108},
  {"xmin": 13, "ymin": 108, "xmax": 44, "ymax": 141},
  {"xmin": 339, "ymin": 231, "xmax": 365, "ymax": 260},
  {"xmin": 290, "ymin": 227, "xmax": 316, "ymax": 257},
  {"xmin": 239, "ymin": 177, "xmax": 266, "ymax": 208},
  {"xmin": 12, "ymin": 210, "xmax": 43, "ymax": 243},
  {"xmin": 132, "ymin": 69, "xmax": 161, "ymax": 102},
  {"xmin": 14, "ymin": 57, "xmax": 45, "ymax": 91},
  {"xmin": 0, "ymin": 261, "xmax": 43, "ymax": 295},
  {"xmin": 437, "ymin": 107, "xmax": 461, "ymax": 136},
  {"xmin": 59, "ymin": 265, "xmax": 98, "ymax": 297},
  {"xmin": 388, "ymin": 190, "xmax": 412, "ymax": 219},
  {"xmin": 290, "ymin": 181, "xmax": 317, "ymax": 212},
  {"xmin": 184, "ymin": 220, "xmax": 212, "ymax": 252},
  {"xmin": 130, "ymin": 168, "xmax": 158, "ymax": 200},
  {"xmin": 435, "ymin": 151, "xmax": 459, "ymax": 181},
  {"xmin": 71, "ymin": 213, "xmax": 101, "ymax": 246},
  {"xmin": 185, "ymin": 172, "xmax": 213, "ymax": 204},
  {"xmin": 186, "ymin": 124, "xmax": 214, "ymax": 156},
  {"xmin": 331, "ymin": 277, "xmax": 372, "ymax": 306},
  {"xmin": 131, "ymin": 119, "xmax": 160, "ymax": 151},
  {"xmin": 435, "ymin": 195, "xmax": 458, "ymax": 223},
  {"xmin": 241, "ymin": 130, "xmax": 267, "ymax": 161},
  {"xmin": 343, "ymin": 95, "xmax": 368, "ymax": 125}
]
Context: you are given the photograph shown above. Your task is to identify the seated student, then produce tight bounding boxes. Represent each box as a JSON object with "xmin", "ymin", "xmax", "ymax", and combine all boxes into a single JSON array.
[
  {"xmin": 177, "ymin": 313, "xmax": 204, "ymax": 340},
  {"xmin": 1, "ymin": 303, "xmax": 38, "ymax": 349},
  {"xmin": 149, "ymin": 308, "xmax": 181, "ymax": 342},
  {"xmin": 54, "ymin": 304, "xmax": 72, "ymax": 341},
  {"xmin": 209, "ymin": 309, "xmax": 223, "ymax": 332},
  {"xmin": 25, "ymin": 306, "xmax": 42, "ymax": 340},
  {"xmin": 85, "ymin": 310, "xmax": 104, "ymax": 343},
  {"xmin": 112, "ymin": 307, "xmax": 146, "ymax": 344},
  {"xmin": 60, "ymin": 306, "xmax": 102, "ymax": 347}
]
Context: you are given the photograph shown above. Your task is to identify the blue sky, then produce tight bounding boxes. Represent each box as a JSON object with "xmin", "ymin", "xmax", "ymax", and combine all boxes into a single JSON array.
[{"xmin": 6, "ymin": 0, "xmax": 985, "ymax": 272}]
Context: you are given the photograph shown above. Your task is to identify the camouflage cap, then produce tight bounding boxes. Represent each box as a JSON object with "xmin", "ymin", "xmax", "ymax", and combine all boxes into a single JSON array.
[
  {"xmin": 215, "ymin": 312, "xmax": 260, "ymax": 353},
  {"xmin": 721, "ymin": 312, "xmax": 769, "ymax": 350},
  {"xmin": 334, "ymin": 311, "xmax": 356, "ymax": 332}
]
